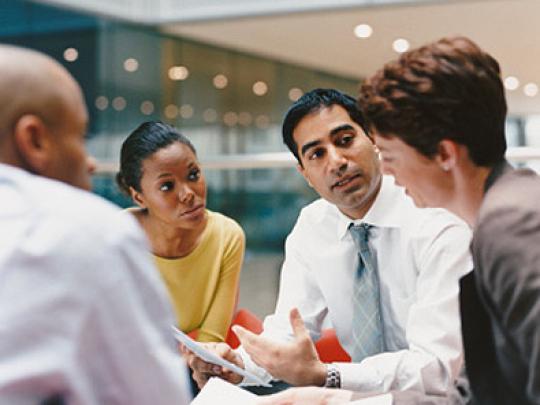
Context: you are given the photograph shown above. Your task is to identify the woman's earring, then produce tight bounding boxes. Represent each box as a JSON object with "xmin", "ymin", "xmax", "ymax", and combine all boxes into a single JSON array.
[{"xmin": 374, "ymin": 146, "xmax": 382, "ymax": 160}]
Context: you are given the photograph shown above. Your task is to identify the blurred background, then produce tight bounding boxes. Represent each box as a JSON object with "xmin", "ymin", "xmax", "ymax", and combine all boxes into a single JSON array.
[{"xmin": 3, "ymin": 0, "xmax": 540, "ymax": 317}]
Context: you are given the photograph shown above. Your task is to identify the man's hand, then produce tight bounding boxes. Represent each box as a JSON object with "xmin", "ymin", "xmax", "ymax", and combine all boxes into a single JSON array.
[
  {"xmin": 233, "ymin": 308, "xmax": 326, "ymax": 386},
  {"xmin": 256, "ymin": 387, "xmax": 354, "ymax": 405},
  {"xmin": 179, "ymin": 342, "xmax": 244, "ymax": 388}
]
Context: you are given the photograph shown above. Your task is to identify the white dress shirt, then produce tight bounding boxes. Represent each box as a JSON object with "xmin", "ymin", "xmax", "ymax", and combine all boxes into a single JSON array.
[
  {"xmin": 0, "ymin": 164, "xmax": 191, "ymax": 405},
  {"xmin": 240, "ymin": 176, "xmax": 472, "ymax": 395}
]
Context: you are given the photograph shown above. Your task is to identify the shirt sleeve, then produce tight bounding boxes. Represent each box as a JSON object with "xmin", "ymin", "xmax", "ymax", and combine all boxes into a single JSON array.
[
  {"xmin": 238, "ymin": 221, "xmax": 329, "ymax": 385},
  {"xmin": 84, "ymin": 217, "xmax": 193, "ymax": 405},
  {"xmin": 197, "ymin": 224, "xmax": 245, "ymax": 342},
  {"xmin": 0, "ymin": 212, "xmax": 191, "ymax": 404},
  {"xmin": 338, "ymin": 220, "xmax": 472, "ymax": 395},
  {"xmin": 475, "ymin": 206, "xmax": 540, "ymax": 402}
]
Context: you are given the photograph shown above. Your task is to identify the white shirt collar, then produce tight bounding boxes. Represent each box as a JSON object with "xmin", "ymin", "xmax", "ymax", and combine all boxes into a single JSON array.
[{"xmin": 334, "ymin": 175, "xmax": 405, "ymax": 240}]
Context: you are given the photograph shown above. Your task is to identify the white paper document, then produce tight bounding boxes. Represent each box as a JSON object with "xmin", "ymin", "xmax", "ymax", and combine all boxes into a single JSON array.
[
  {"xmin": 191, "ymin": 377, "xmax": 258, "ymax": 405},
  {"xmin": 172, "ymin": 326, "xmax": 272, "ymax": 387},
  {"xmin": 349, "ymin": 394, "xmax": 393, "ymax": 405}
]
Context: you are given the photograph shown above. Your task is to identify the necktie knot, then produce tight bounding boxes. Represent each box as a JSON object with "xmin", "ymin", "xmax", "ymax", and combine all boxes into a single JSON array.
[{"xmin": 349, "ymin": 223, "xmax": 372, "ymax": 248}]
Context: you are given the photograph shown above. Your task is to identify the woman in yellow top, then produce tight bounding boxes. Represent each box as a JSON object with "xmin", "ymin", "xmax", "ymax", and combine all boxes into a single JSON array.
[{"xmin": 116, "ymin": 121, "xmax": 245, "ymax": 342}]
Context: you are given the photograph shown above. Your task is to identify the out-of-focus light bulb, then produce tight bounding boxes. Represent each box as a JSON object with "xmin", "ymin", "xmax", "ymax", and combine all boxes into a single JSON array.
[{"xmin": 354, "ymin": 24, "xmax": 373, "ymax": 39}]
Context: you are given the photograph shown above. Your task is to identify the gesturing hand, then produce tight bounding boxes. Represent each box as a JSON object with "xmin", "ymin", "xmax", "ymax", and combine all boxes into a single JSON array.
[{"xmin": 233, "ymin": 308, "xmax": 326, "ymax": 386}]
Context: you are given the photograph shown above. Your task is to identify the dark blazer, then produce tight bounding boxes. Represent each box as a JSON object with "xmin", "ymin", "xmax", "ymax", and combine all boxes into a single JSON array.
[
  {"xmin": 462, "ymin": 161, "xmax": 540, "ymax": 404},
  {"xmin": 379, "ymin": 160, "xmax": 540, "ymax": 405}
]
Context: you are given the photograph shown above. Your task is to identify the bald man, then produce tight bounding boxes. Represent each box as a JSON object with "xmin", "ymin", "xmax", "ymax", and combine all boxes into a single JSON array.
[
  {"xmin": 0, "ymin": 45, "xmax": 95, "ymax": 189},
  {"xmin": 0, "ymin": 45, "xmax": 191, "ymax": 404}
]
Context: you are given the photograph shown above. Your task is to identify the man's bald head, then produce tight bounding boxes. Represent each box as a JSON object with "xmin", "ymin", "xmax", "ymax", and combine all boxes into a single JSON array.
[{"xmin": 0, "ymin": 45, "xmax": 94, "ymax": 190}]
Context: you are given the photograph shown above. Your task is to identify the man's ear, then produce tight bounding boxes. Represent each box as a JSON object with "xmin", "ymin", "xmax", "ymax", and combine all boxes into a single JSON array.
[
  {"xmin": 436, "ymin": 139, "xmax": 459, "ymax": 172},
  {"xmin": 12, "ymin": 115, "xmax": 53, "ymax": 174},
  {"xmin": 129, "ymin": 186, "xmax": 147, "ymax": 209},
  {"xmin": 296, "ymin": 163, "xmax": 313, "ymax": 188}
]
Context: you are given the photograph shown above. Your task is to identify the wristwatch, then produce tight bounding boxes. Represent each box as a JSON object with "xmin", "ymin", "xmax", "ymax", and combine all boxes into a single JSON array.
[{"xmin": 324, "ymin": 364, "xmax": 341, "ymax": 388}]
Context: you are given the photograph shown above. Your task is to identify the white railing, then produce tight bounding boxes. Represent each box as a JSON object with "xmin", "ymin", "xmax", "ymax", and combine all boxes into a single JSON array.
[{"xmin": 94, "ymin": 146, "xmax": 540, "ymax": 174}]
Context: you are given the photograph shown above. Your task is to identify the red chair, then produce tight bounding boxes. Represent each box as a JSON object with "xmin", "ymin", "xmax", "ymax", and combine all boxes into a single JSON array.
[
  {"xmin": 315, "ymin": 329, "xmax": 351, "ymax": 362},
  {"xmin": 225, "ymin": 308, "xmax": 263, "ymax": 349}
]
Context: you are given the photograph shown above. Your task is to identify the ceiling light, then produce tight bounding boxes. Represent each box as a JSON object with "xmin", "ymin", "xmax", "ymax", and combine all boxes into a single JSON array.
[
  {"xmin": 524, "ymin": 82, "xmax": 538, "ymax": 97},
  {"xmin": 203, "ymin": 108, "xmax": 218, "ymax": 123},
  {"xmin": 252, "ymin": 81, "xmax": 268, "ymax": 96},
  {"xmin": 164, "ymin": 104, "xmax": 179, "ymax": 119},
  {"xmin": 112, "ymin": 97, "xmax": 126, "ymax": 111},
  {"xmin": 63, "ymin": 47, "xmax": 78, "ymax": 62},
  {"xmin": 124, "ymin": 58, "xmax": 139, "ymax": 72},
  {"xmin": 140, "ymin": 101, "xmax": 154, "ymax": 115},
  {"xmin": 95, "ymin": 96, "xmax": 108, "ymax": 111},
  {"xmin": 288, "ymin": 87, "xmax": 303, "ymax": 102},
  {"xmin": 354, "ymin": 24, "xmax": 373, "ymax": 39},
  {"xmin": 213, "ymin": 74, "xmax": 228, "ymax": 89},
  {"xmin": 223, "ymin": 112, "xmax": 239, "ymax": 127},
  {"xmin": 180, "ymin": 104, "xmax": 194, "ymax": 119},
  {"xmin": 168, "ymin": 66, "xmax": 189, "ymax": 81},
  {"xmin": 392, "ymin": 38, "xmax": 410, "ymax": 53},
  {"xmin": 504, "ymin": 76, "xmax": 520, "ymax": 91}
]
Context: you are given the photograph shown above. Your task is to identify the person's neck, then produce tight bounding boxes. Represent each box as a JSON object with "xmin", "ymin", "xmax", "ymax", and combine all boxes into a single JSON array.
[
  {"xmin": 0, "ymin": 142, "xmax": 31, "ymax": 172},
  {"xmin": 137, "ymin": 210, "xmax": 208, "ymax": 258},
  {"xmin": 338, "ymin": 176, "xmax": 382, "ymax": 220},
  {"xmin": 449, "ymin": 163, "xmax": 492, "ymax": 227}
]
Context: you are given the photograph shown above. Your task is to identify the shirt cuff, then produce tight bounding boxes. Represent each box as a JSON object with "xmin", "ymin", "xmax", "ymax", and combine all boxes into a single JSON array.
[
  {"xmin": 336, "ymin": 361, "xmax": 386, "ymax": 392},
  {"xmin": 236, "ymin": 346, "xmax": 273, "ymax": 386}
]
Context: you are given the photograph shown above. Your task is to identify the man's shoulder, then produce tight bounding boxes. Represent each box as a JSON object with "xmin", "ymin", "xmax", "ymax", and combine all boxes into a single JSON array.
[
  {"xmin": 5, "ymin": 169, "xmax": 142, "ymax": 245},
  {"xmin": 297, "ymin": 198, "xmax": 333, "ymax": 220},
  {"xmin": 285, "ymin": 199, "xmax": 341, "ymax": 249},
  {"xmin": 48, "ymin": 182, "xmax": 132, "ymax": 231}
]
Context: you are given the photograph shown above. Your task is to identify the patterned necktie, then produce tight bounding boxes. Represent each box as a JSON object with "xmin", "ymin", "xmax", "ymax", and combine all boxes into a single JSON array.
[{"xmin": 348, "ymin": 223, "xmax": 385, "ymax": 362}]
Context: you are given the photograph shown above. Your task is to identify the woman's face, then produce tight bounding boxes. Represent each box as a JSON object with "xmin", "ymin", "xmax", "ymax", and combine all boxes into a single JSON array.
[
  {"xmin": 132, "ymin": 141, "xmax": 207, "ymax": 230},
  {"xmin": 374, "ymin": 133, "xmax": 451, "ymax": 209}
]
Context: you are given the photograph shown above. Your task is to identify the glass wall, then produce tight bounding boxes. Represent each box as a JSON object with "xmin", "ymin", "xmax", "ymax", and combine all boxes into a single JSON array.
[
  {"xmin": 88, "ymin": 23, "xmax": 360, "ymax": 251},
  {"xmin": 0, "ymin": 0, "xmax": 362, "ymax": 316},
  {"xmin": 3, "ymin": 0, "xmax": 538, "ymax": 316}
]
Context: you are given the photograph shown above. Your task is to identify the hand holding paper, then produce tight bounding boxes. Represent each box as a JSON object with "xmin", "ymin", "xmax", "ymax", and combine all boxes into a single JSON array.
[{"xmin": 173, "ymin": 326, "xmax": 271, "ymax": 388}]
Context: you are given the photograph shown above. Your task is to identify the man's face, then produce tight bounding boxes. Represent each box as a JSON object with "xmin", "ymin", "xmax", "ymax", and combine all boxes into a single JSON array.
[
  {"xmin": 46, "ymin": 95, "xmax": 94, "ymax": 191},
  {"xmin": 374, "ymin": 133, "xmax": 450, "ymax": 208},
  {"xmin": 294, "ymin": 105, "xmax": 381, "ymax": 219}
]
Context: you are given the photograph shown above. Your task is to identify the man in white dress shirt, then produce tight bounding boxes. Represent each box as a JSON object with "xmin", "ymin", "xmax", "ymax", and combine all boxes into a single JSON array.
[
  {"xmin": 186, "ymin": 89, "xmax": 472, "ymax": 399},
  {"xmin": 0, "ymin": 45, "xmax": 191, "ymax": 404}
]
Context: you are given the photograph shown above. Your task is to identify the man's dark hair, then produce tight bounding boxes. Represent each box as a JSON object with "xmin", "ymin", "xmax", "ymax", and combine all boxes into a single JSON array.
[
  {"xmin": 116, "ymin": 121, "xmax": 196, "ymax": 194},
  {"xmin": 282, "ymin": 88, "xmax": 369, "ymax": 165},
  {"xmin": 359, "ymin": 36, "xmax": 507, "ymax": 167}
]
